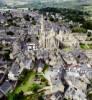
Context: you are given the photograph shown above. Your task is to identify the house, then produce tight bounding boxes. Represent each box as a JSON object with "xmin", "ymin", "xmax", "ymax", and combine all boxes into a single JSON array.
[
  {"xmin": 44, "ymin": 91, "xmax": 63, "ymax": 100},
  {"xmin": 20, "ymin": 59, "xmax": 33, "ymax": 70},
  {"xmin": 36, "ymin": 49, "xmax": 49, "ymax": 61},
  {"xmin": 0, "ymin": 64, "xmax": 7, "ymax": 84},
  {"xmin": 65, "ymin": 86, "xmax": 87, "ymax": 100},
  {"xmin": 87, "ymin": 30, "xmax": 92, "ymax": 35},
  {"xmin": 0, "ymin": 13, "xmax": 6, "ymax": 24},
  {"xmin": 62, "ymin": 52, "xmax": 77, "ymax": 65},
  {"xmin": 25, "ymin": 33, "xmax": 38, "ymax": 52},
  {"xmin": 71, "ymin": 49, "xmax": 88, "ymax": 63},
  {"xmin": 44, "ymin": 67, "xmax": 64, "ymax": 94},
  {"xmin": 0, "ymin": 91, "xmax": 4, "ymax": 98},
  {"xmin": 27, "ymin": 43, "xmax": 38, "ymax": 51},
  {"xmin": 8, "ymin": 63, "xmax": 21, "ymax": 80},
  {"xmin": 0, "ymin": 80, "xmax": 12, "ymax": 95}
]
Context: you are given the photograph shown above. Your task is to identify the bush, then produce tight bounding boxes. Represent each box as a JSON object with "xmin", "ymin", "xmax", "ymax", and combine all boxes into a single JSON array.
[
  {"xmin": 72, "ymin": 27, "xmax": 87, "ymax": 33},
  {"xmin": 83, "ymin": 20, "xmax": 92, "ymax": 30}
]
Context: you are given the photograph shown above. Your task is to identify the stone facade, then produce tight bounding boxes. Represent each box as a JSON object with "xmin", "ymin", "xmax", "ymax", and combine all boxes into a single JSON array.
[{"xmin": 39, "ymin": 16, "xmax": 79, "ymax": 50}]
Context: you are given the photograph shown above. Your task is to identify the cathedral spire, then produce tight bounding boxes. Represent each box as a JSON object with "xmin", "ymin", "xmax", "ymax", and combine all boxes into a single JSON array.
[{"xmin": 40, "ymin": 15, "xmax": 44, "ymax": 34}]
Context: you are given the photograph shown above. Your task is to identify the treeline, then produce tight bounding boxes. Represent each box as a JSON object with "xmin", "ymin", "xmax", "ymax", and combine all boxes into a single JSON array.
[
  {"xmin": 39, "ymin": 7, "xmax": 89, "ymax": 23},
  {"xmin": 39, "ymin": 7, "xmax": 92, "ymax": 30}
]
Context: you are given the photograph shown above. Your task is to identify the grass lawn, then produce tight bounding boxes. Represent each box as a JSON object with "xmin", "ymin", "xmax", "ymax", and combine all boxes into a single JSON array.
[
  {"xmin": 80, "ymin": 44, "xmax": 89, "ymax": 49},
  {"xmin": 15, "ymin": 71, "xmax": 36, "ymax": 93},
  {"xmin": 88, "ymin": 44, "xmax": 92, "ymax": 49},
  {"xmin": 62, "ymin": 47, "xmax": 72, "ymax": 51},
  {"xmin": 80, "ymin": 44, "xmax": 92, "ymax": 50},
  {"xmin": 7, "ymin": 70, "xmax": 36, "ymax": 100},
  {"xmin": 7, "ymin": 70, "xmax": 48, "ymax": 100}
]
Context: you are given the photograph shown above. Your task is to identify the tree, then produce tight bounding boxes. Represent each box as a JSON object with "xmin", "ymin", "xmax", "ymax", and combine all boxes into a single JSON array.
[
  {"xmin": 83, "ymin": 20, "xmax": 92, "ymax": 30},
  {"xmin": 7, "ymin": 31, "xmax": 14, "ymax": 36},
  {"xmin": 24, "ymin": 14, "xmax": 30, "ymax": 21},
  {"xmin": 13, "ymin": 91, "xmax": 25, "ymax": 100},
  {"xmin": 30, "ymin": 83, "xmax": 40, "ymax": 92}
]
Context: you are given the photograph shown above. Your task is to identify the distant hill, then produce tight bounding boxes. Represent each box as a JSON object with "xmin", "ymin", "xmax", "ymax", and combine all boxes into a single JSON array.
[
  {"xmin": 0, "ymin": 0, "xmax": 92, "ymax": 13},
  {"xmin": 0, "ymin": 0, "xmax": 5, "ymax": 7},
  {"xmin": 13, "ymin": 0, "xmax": 92, "ymax": 10}
]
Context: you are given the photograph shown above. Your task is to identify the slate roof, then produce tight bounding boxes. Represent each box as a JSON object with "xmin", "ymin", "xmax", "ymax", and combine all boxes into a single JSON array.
[{"xmin": 0, "ymin": 80, "xmax": 12, "ymax": 94}]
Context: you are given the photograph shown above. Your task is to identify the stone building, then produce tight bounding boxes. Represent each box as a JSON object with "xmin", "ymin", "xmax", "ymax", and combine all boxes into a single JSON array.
[{"xmin": 39, "ymin": 16, "xmax": 79, "ymax": 50}]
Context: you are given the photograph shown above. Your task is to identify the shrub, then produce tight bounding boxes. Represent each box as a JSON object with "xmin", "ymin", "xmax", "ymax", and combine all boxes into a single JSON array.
[{"xmin": 72, "ymin": 27, "xmax": 86, "ymax": 33}]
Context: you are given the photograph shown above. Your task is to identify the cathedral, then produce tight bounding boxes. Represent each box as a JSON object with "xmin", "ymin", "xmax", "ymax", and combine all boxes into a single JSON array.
[{"xmin": 39, "ymin": 15, "xmax": 79, "ymax": 50}]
